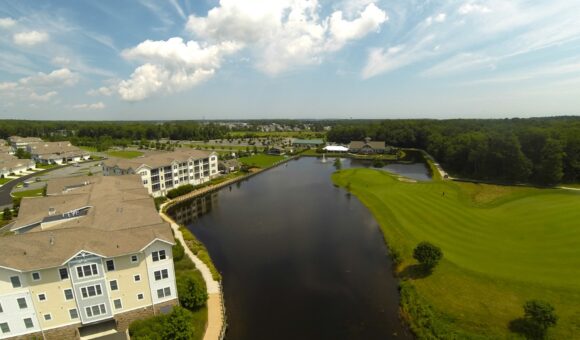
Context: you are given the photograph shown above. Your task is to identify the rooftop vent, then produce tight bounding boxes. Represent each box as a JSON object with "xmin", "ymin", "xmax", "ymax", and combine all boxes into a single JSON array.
[{"xmin": 48, "ymin": 207, "xmax": 56, "ymax": 216}]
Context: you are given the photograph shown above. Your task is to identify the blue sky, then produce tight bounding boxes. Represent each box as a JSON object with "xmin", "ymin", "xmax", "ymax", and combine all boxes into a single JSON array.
[{"xmin": 1, "ymin": 0, "xmax": 579, "ymax": 120}]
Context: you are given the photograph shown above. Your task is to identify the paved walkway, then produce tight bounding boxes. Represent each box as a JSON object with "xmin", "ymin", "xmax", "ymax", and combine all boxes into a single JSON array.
[{"xmin": 158, "ymin": 206, "xmax": 224, "ymax": 340}]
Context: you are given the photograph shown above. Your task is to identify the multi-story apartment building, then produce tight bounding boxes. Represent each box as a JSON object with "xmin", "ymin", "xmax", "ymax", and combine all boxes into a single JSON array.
[
  {"xmin": 102, "ymin": 150, "xmax": 219, "ymax": 197},
  {"xmin": 8, "ymin": 137, "xmax": 43, "ymax": 150},
  {"xmin": 27, "ymin": 142, "xmax": 90, "ymax": 165},
  {"xmin": 0, "ymin": 175, "xmax": 178, "ymax": 339}
]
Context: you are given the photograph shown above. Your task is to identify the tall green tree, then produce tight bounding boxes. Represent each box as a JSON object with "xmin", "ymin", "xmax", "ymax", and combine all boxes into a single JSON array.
[{"xmin": 537, "ymin": 139, "xmax": 564, "ymax": 185}]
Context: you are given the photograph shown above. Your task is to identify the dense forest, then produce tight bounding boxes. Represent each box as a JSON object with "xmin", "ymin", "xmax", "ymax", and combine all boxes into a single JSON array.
[
  {"xmin": 0, "ymin": 121, "xmax": 229, "ymax": 151},
  {"xmin": 327, "ymin": 117, "xmax": 580, "ymax": 185}
]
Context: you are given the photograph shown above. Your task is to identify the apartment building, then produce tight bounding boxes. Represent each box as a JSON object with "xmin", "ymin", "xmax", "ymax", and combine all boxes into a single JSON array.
[
  {"xmin": 8, "ymin": 137, "xmax": 43, "ymax": 150},
  {"xmin": 0, "ymin": 175, "xmax": 178, "ymax": 339},
  {"xmin": 28, "ymin": 142, "xmax": 90, "ymax": 165},
  {"xmin": 102, "ymin": 150, "xmax": 219, "ymax": 197}
]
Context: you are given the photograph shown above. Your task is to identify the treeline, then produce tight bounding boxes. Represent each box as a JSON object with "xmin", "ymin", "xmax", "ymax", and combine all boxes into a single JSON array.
[
  {"xmin": 327, "ymin": 117, "xmax": 580, "ymax": 185},
  {"xmin": 0, "ymin": 120, "xmax": 229, "ymax": 151}
]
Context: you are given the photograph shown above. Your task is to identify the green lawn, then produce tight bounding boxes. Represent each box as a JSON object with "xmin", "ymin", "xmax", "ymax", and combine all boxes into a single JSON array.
[
  {"xmin": 78, "ymin": 145, "xmax": 98, "ymax": 152},
  {"xmin": 35, "ymin": 163, "xmax": 59, "ymax": 169},
  {"xmin": 0, "ymin": 178, "xmax": 12, "ymax": 185},
  {"xmin": 332, "ymin": 168, "xmax": 580, "ymax": 339},
  {"xmin": 105, "ymin": 150, "xmax": 143, "ymax": 159},
  {"xmin": 187, "ymin": 144, "xmax": 264, "ymax": 152},
  {"xmin": 238, "ymin": 154, "xmax": 285, "ymax": 168},
  {"xmin": 11, "ymin": 188, "xmax": 45, "ymax": 198}
]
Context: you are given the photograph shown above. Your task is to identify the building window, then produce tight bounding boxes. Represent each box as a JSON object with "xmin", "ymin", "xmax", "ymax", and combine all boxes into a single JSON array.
[
  {"xmin": 43, "ymin": 314, "xmax": 52, "ymax": 321},
  {"xmin": 17, "ymin": 298, "xmax": 27, "ymax": 309},
  {"xmin": 23, "ymin": 318, "xmax": 34, "ymax": 329},
  {"xmin": 64, "ymin": 289, "xmax": 74, "ymax": 300},
  {"xmin": 131, "ymin": 255, "xmax": 138, "ymax": 263},
  {"xmin": 134, "ymin": 274, "xmax": 141, "ymax": 282},
  {"xmin": 85, "ymin": 304, "xmax": 106, "ymax": 318},
  {"xmin": 59, "ymin": 268, "xmax": 69, "ymax": 280},
  {"xmin": 110, "ymin": 280, "xmax": 118, "ymax": 291},
  {"xmin": 0, "ymin": 322, "xmax": 10, "ymax": 334},
  {"xmin": 137, "ymin": 293, "xmax": 144, "ymax": 300},
  {"xmin": 154, "ymin": 269, "xmax": 169, "ymax": 281},
  {"xmin": 76, "ymin": 263, "xmax": 98, "ymax": 278},
  {"xmin": 105, "ymin": 260, "xmax": 115, "ymax": 271},
  {"xmin": 31, "ymin": 272, "xmax": 41, "ymax": 281},
  {"xmin": 152, "ymin": 250, "xmax": 166, "ymax": 262},
  {"xmin": 69, "ymin": 309, "xmax": 79, "ymax": 320},
  {"xmin": 81, "ymin": 284, "xmax": 103, "ymax": 299},
  {"xmin": 38, "ymin": 293, "xmax": 47, "ymax": 302},
  {"xmin": 157, "ymin": 287, "xmax": 171, "ymax": 299},
  {"xmin": 10, "ymin": 276, "xmax": 21, "ymax": 288},
  {"xmin": 113, "ymin": 299, "xmax": 122, "ymax": 310}
]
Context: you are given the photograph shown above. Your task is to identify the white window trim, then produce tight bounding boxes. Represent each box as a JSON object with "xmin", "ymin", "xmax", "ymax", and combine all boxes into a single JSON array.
[
  {"xmin": 131, "ymin": 255, "xmax": 139, "ymax": 263},
  {"xmin": 31, "ymin": 271, "xmax": 41, "ymax": 281},
  {"xmin": 17, "ymin": 297, "xmax": 28, "ymax": 309},
  {"xmin": 63, "ymin": 288, "xmax": 74, "ymax": 301},
  {"xmin": 133, "ymin": 274, "xmax": 141, "ymax": 282},
  {"xmin": 58, "ymin": 267, "xmax": 69, "ymax": 280},
  {"xmin": 38, "ymin": 292, "xmax": 47, "ymax": 302},
  {"xmin": 109, "ymin": 280, "xmax": 119, "ymax": 291},
  {"xmin": 0, "ymin": 322, "xmax": 10, "ymax": 334},
  {"xmin": 69, "ymin": 308, "xmax": 79, "ymax": 320},
  {"xmin": 10, "ymin": 275, "xmax": 22, "ymax": 288},
  {"xmin": 105, "ymin": 259, "xmax": 115, "ymax": 271},
  {"xmin": 43, "ymin": 313, "xmax": 52, "ymax": 321},
  {"xmin": 137, "ymin": 293, "xmax": 144, "ymax": 300},
  {"xmin": 76, "ymin": 263, "xmax": 99, "ymax": 279},
  {"xmin": 23, "ymin": 317, "xmax": 34, "ymax": 329},
  {"xmin": 80, "ymin": 284, "xmax": 103, "ymax": 300}
]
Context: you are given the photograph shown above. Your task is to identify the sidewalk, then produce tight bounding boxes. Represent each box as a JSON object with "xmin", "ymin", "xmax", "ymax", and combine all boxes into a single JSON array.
[{"xmin": 158, "ymin": 206, "xmax": 225, "ymax": 340}]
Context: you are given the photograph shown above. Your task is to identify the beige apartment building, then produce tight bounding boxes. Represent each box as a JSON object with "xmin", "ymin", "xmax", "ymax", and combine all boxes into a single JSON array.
[
  {"xmin": 0, "ymin": 175, "xmax": 178, "ymax": 339},
  {"xmin": 102, "ymin": 150, "xmax": 219, "ymax": 197}
]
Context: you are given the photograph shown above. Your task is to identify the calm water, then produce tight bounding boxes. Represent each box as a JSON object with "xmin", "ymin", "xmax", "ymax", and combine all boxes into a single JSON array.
[{"xmin": 169, "ymin": 157, "xmax": 428, "ymax": 340}]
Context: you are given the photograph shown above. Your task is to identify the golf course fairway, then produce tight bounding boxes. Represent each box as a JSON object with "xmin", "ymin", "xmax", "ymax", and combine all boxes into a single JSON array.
[{"xmin": 332, "ymin": 168, "xmax": 580, "ymax": 339}]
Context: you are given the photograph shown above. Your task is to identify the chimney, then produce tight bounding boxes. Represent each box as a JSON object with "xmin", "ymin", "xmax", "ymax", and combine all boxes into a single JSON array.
[{"xmin": 48, "ymin": 207, "xmax": 56, "ymax": 216}]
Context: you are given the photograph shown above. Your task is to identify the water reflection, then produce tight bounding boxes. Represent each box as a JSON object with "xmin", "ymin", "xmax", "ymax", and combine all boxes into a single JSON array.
[{"xmin": 168, "ymin": 192, "xmax": 218, "ymax": 225}]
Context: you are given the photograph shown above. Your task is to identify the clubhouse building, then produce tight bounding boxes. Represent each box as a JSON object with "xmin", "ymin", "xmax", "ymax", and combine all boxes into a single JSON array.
[
  {"xmin": 102, "ymin": 150, "xmax": 219, "ymax": 197},
  {"xmin": 0, "ymin": 175, "xmax": 177, "ymax": 339}
]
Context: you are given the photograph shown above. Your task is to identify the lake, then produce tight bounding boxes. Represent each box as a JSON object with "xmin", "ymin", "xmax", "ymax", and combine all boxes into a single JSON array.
[{"xmin": 169, "ymin": 157, "xmax": 429, "ymax": 339}]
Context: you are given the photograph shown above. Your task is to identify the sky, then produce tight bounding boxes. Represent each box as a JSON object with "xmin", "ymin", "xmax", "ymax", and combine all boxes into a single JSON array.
[{"xmin": 1, "ymin": 0, "xmax": 580, "ymax": 120}]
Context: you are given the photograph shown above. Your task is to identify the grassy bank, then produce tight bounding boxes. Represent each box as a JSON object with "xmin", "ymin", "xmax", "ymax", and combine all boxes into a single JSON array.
[
  {"xmin": 11, "ymin": 188, "xmax": 45, "ymax": 198},
  {"xmin": 332, "ymin": 168, "xmax": 580, "ymax": 339},
  {"xmin": 238, "ymin": 154, "xmax": 285, "ymax": 168},
  {"xmin": 179, "ymin": 226, "xmax": 222, "ymax": 282}
]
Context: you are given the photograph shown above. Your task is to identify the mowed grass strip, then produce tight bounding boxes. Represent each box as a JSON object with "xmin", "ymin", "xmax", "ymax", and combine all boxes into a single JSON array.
[
  {"xmin": 332, "ymin": 168, "xmax": 580, "ymax": 339},
  {"xmin": 106, "ymin": 150, "xmax": 144, "ymax": 159},
  {"xmin": 238, "ymin": 154, "xmax": 285, "ymax": 168}
]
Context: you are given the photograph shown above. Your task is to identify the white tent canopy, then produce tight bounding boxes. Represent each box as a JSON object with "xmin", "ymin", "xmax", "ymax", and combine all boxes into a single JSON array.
[{"xmin": 323, "ymin": 145, "xmax": 349, "ymax": 152}]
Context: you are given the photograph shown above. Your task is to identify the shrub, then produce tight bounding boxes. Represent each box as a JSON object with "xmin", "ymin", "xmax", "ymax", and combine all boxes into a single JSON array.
[
  {"xmin": 523, "ymin": 300, "xmax": 558, "ymax": 338},
  {"xmin": 413, "ymin": 241, "xmax": 443, "ymax": 271},
  {"xmin": 172, "ymin": 241, "xmax": 185, "ymax": 262},
  {"xmin": 372, "ymin": 159, "xmax": 385, "ymax": 168},
  {"xmin": 167, "ymin": 184, "xmax": 195, "ymax": 199},
  {"xmin": 129, "ymin": 306, "xmax": 194, "ymax": 340},
  {"xmin": 2, "ymin": 208, "xmax": 12, "ymax": 221},
  {"xmin": 154, "ymin": 196, "xmax": 168, "ymax": 211},
  {"xmin": 177, "ymin": 271, "xmax": 208, "ymax": 310}
]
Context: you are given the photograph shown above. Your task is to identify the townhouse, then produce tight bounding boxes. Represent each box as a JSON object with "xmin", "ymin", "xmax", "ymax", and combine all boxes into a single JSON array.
[
  {"xmin": 102, "ymin": 150, "xmax": 219, "ymax": 197},
  {"xmin": 0, "ymin": 175, "xmax": 178, "ymax": 339},
  {"xmin": 28, "ymin": 142, "xmax": 90, "ymax": 165},
  {"xmin": 8, "ymin": 137, "xmax": 43, "ymax": 151},
  {"xmin": 0, "ymin": 154, "xmax": 35, "ymax": 178}
]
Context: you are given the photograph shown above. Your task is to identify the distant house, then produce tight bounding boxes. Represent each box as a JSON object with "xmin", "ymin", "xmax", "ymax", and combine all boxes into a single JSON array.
[
  {"xmin": 266, "ymin": 147, "xmax": 286, "ymax": 155},
  {"xmin": 8, "ymin": 136, "xmax": 43, "ymax": 150},
  {"xmin": 291, "ymin": 139, "xmax": 325, "ymax": 148},
  {"xmin": 349, "ymin": 138, "xmax": 386, "ymax": 154},
  {"xmin": 28, "ymin": 141, "xmax": 90, "ymax": 165},
  {"xmin": 219, "ymin": 159, "xmax": 241, "ymax": 174}
]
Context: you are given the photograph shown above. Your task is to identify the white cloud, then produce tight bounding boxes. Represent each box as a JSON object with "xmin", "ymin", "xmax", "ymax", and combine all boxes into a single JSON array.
[
  {"xmin": 0, "ymin": 82, "xmax": 18, "ymax": 91},
  {"xmin": 186, "ymin": 0, "xmax": 387, "ymax": 75},
  {"xmin": 52, "ymin": 57, "xmax": 71, "ymax": 66},
  {"xmin": 13, "ymin": 31, "xmax": 49, "ymax": 46},
  {"xmin": 458, "ymin": 3, "xmax": 492, "ymax": 15},
  {"xmin": 118, "ymin": 37, "xmax": 241, "ymax": 101},
  {"xmin": 20, "ymin": 68, "xmax": 79, "ymax": 87},
  {"xmin": 30, "ymin": 91, "xmax": 58, "ymax": 101},
  {"xmin": 425, "ymin": 13, "xmax": 446, "ymax": 26},
  {"xmin": 87, "ymin": 86, "xmax": 115, "ymax": 97},
  {"xmin": 0, "ymin": 17, "xmax": 17, "ymax": 29},
  {"xmin": 72, "ymin": 102, "xmax": 105, "ymax": 110}
]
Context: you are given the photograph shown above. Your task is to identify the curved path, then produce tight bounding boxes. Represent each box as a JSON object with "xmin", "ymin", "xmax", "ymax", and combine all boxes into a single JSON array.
[{"xmin": 158, "ymin": 205, "xmax": 225, "ymax": 340}]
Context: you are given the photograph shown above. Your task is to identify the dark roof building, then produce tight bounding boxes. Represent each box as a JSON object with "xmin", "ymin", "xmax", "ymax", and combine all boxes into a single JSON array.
[{"xmin": 349, "ymin": 138, "xmax": 386, "ymax": 154}]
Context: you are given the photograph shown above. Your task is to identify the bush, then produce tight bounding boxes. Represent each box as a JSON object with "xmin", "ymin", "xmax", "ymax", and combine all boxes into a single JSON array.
[
  {"xmin": 172, "ymin": 241, "xmax": 185, "ymax": 262},
  {"xmin": 154, "ymin": 196, "xmax": 168, "ymax": 211},
  {"xmin": 372, "ymin": 159, "xmax": 385, "ymax": 168},
  {"xmin": 179, "ymin": 227, "xmax": 222, "ymax": 281},
  {"xmin": 167, "ymin": 184, "xmax": 195, "ymax": 199},
  {"xmin": 522, "ymin": 300, "xmax": 558, "ymax": 338},
  {"xmin": 413, "ymin": 241, "xmax": 443, "ymax": 271},
  {"xmin": 177, "ymin": 271, "xmax": 208, "ymax": 310},
  {"xmin": 2, "ymin": 208, "xmax": 12, "ymax": 221},
  {"xmin": 129, "ymin": 306, "xmax": 194, "ymax": 340}
]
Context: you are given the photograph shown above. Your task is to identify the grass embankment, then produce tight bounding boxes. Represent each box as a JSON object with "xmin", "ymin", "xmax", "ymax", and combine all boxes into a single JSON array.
[
  {"xmin": 332, "ymin": 168, "xmax": 580, "ymax": 339},
  {"xmin": 106, "ymin": 150, "xmax": 143, "ymax": 159},
  {"xmin": 11, "ymin": 188, "xmax": 45, "ymax": 198},
  {"xmin": 0, "ymin": 178, "xmax": 12, "ymax": 185},
  {"xmin": 35, "ymin": 163, "xmax": 59, "ymax": 170},
  {"xmin": 179, "ymin": 226, "xmax": 222, "ymax": 282},
  {"xmin": 238, "ymin": 154, "xmax": 285, "ymax": 168},
  {"xmin": 78, "ymin": 146, "xmax": 98, "ymax": 152}
]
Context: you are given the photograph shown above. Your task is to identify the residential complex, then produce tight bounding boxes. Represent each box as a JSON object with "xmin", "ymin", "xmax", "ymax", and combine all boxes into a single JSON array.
[
  {"xmin": 28, "ymin": 142, "xmax": 90, "ymax": 165},
  {"xmin": 0, "ymin": 153, "xmax": 35, "ymax": 178},
  {"xmin": 102, "ymin": 150, "xmax": 219, "ymax": 197},
  {"xmin": 0, "ymin": 175, "xmax": 177, "ymax": 339},
  {"xmin": 8, "ymin": 137, "xmax": 43, "ymax": 151}
]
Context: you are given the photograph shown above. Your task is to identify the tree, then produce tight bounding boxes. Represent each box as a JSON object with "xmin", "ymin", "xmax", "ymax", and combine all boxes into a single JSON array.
[
  {"xmin": 333, "ymin": 158, "xmax": 342, "ymax": 170},
  {"xmin": 413, "ymin": 242, "xmax": 443, "ymax": 271},
  {"xmin": 177, "ymin": 274, "xmax": 208, "ymax": 310},
  {"xmin": 2, "ymin": 208, "xmax": 12, "ymax": 221},
  {"xmin": 537, "ymin": 139, "xmax": 564, "ymax": 186},
  {"xmin": 161, "ymin": 306, "xmax": 194, "ymax": 340},
  {"xmin": 523, "ymin": 300, "xmax": 558, "ymax": 338}
]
